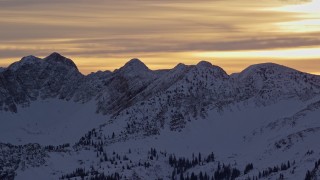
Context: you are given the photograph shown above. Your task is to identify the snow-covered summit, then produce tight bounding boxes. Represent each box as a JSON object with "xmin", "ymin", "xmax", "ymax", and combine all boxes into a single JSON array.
[
  {"xmin": 195, "ymin": 60, "xmax": 229, "ymax": 79},
  {"xmin": 235, "ymin": 62, "xmax": 320, "ymax": 103},
  {"xmin": 172, "ymin": 63, "xmax": 189, "ymax": 72},
  {"xmin": 237, "ymin": 62, "xmax": 300, "ymax": 80},
  {"xmin": 196, "ymin": 60, "xmax": 212, "ymax": 67},
  {"xmin": 113, "ymin": 58, "xmax": 155, "ymax": 82},
  {"xmin": 117, "ymin": 58, "xmax": 149, "ymax": 73},
  {"xmin": 7, "ymin": 55, "xmax": 43, "ymax": 72},
  {"xmin": 44, "ymin": 52, "xmax": 78, "ymax": 70}
]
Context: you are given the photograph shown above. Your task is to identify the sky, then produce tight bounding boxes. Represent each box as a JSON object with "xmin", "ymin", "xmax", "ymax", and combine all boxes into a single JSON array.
[{"xmin": 0, "ymin": 0, "xmax": 319, "ymax": 74}]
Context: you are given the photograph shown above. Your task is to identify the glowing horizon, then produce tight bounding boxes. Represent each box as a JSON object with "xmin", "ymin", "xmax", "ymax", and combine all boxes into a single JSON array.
[{"xmin": 0, "ymin": 0, "xmax": 319, "ymax": 75}]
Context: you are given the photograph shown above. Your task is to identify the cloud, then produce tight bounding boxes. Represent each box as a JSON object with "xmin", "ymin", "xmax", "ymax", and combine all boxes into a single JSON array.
[
  {"xmin": 3, "ymin": 34, "xmax": 320, "ymax": 59},
  {"xmin": 0, "ymin": 0, "xmax": 319, "ymax": 74}
]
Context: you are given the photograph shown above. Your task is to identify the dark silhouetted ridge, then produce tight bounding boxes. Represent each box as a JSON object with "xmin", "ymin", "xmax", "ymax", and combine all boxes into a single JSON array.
[{"xmin": 44, "ymin": 52, "xmax": 78, "ymax": 70}]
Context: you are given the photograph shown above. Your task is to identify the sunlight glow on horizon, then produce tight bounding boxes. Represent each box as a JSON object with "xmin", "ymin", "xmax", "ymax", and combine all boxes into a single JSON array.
[
  {"xmin": 272, "ymin": 0, "xmax": 320, "ymax": 13},
  {"xmin": 194, "ymin": 47, "xmax": 320, "ymax": 59},
  {"xmin": 271, "ymin": 0, "xmax": 320, "ymax": 32}
]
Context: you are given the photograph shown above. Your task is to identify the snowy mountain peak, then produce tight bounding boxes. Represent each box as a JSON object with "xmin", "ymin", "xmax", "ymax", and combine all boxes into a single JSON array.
[
  {"xmin": 237, "ymin": 62, "xmax": 301, "ymax": 80},
  {"xmin": 7, "ymin": 55, "xmax": 42, "ymax": 71},
  {"xmin": 114, "ymin": 58, "xmax": 153, "ymax": 79},
  {"xmin": 196, "ymin": 60, "xmax": 213, "ymax": 68},
  {"xmin": 20, "ymin": 55, "xmax": 42, "ymax": 65},
  {"xmin": 242, "ymin": 62, "xmax": 295, "ymax": 75},
  {"xmin": 194, "ymin": 60, "xmax": 229, "ymax": 79},
  {"xmin": 173, "ymin": 63, "xmax": 189, "ymax": 71},
  {"xmin": 121, "ymin": 58, "xmax": 149, "ymax": 72},
  {"xmin": 249, "ymin": 62, "xmax": 294, "ymax": 71},
  {"xmin": 21, "ymin": 55, "xmax": 40, "ymax": 61},
  {"xmin": 44, "ymin": 52, "xmax": 78, "ymax": 70}
]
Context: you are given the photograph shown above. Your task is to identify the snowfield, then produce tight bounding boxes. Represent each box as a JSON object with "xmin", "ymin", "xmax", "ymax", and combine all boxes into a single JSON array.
[{"xmin": 0, "ymin": 99, "xmax": 106, "ymax": 145}]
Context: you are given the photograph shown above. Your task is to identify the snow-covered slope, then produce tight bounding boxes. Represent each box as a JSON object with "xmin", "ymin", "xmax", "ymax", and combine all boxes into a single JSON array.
[
  {"xmin": 1, "ymin": 53, "xmax": 320, "ymax": 180},
  {"xmin": 234, "ymin": 63, "xmax": 320, "ymax": 105},
  {"xmin": 0, "ymin": 99, "xmax": 106, "ymax": 145}
]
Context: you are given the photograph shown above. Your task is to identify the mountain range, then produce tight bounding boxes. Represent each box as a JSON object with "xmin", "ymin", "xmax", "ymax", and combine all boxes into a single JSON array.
[{"xmin": 1, "ymin": 53, "xmax": 320, "ymax": 180}]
